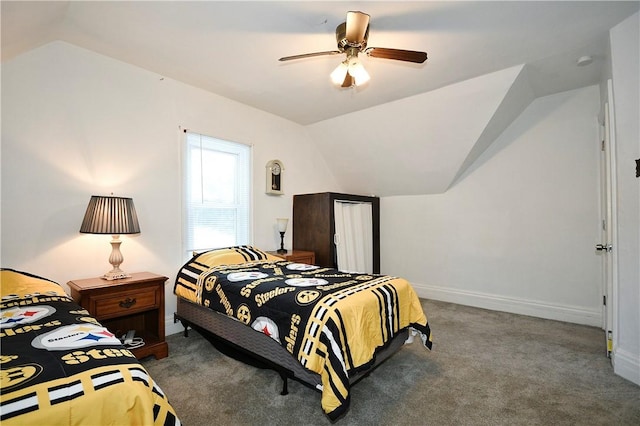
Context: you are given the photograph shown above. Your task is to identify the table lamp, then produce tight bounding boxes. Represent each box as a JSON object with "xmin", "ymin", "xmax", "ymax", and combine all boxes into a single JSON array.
[
  {"xmin": 80, "ymin": 195, "xmax": 141, "ymax": 280},
  {"xmin": 276, "ymin": 218, "xmax": 289, "ymax": 254}
]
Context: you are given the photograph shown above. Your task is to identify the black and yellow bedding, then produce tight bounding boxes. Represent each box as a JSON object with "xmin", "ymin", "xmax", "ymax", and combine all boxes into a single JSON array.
[
  {"xmin": 0, "ymin": 269, "xmax": 179, "ymax": 426},
  {"xmin": 175, "ymin": 246, "xmax": 432, "ymax": 420}
]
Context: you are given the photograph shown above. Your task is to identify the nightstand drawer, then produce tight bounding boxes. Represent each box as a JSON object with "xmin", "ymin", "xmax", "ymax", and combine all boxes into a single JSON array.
[
  {"xmin": 267, "ymin": 250, "xmax": 315, "ymax": 265},
  {"xmin": 92, "ymin": 288, "xmax": 159, "ymax": 320},
  {"xmin": 288, "ymin": 254, "xmax": 314, "ymax": 264},
  {"xmin": 298, "ymin": 254, "xmax": 315, "ymax": 263}
]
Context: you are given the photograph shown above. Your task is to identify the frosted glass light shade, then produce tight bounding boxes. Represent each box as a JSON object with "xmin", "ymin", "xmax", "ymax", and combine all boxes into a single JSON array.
[
  {"xmin": 330, "ymin": 61, "xmax": 349, "ymax": 85},
  {"xmin": 276, "ymin": 218, "xmax": 289, "ymax": 232},
  {"xmin": 348, "ymin": 56, "xmax": 370, "ymax": 85},
  {"xmin": 330, "ymin": 57, "xmax": 370, "ymax": 87}
]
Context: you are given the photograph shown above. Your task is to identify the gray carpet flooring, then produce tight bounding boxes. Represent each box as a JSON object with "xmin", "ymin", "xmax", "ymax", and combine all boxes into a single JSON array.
[{"xmin": 142, "ymin": 300, "xmax": 640, "ymax": 425}]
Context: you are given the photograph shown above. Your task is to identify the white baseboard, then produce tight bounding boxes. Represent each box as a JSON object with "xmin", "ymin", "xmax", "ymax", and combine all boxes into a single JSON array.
[
  {"xmin": 613, "ymin": 348, "xmax": 640, "ymax": 386},
  {"xmin": 166, "ymin": 285, "xmax": 603, "ymax": 334},
  {"xmin": 412, "ymin": 282, "xmax": 602, "ymax": 327}
]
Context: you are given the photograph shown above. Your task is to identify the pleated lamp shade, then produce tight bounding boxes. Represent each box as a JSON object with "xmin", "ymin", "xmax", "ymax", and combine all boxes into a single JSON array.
[
  {"xmin": 80, "ymin": 195, "xmax": 140, "ymax": 235},
  {"xmin": 80, "ymin": 195, "xmax": 140, "ymax": 280}
]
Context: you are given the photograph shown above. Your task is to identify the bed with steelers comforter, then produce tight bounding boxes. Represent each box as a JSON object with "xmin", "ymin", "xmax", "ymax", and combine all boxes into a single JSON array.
[
  {"xmin": 174, "ymin": 246, "xmax": 432, "ymax": 420},
  {"xmin": 0, "ymin": 269, "xmax": 179, "ymax": 426}
]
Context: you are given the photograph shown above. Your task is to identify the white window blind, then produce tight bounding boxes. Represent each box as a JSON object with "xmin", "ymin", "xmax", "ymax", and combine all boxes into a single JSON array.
[{"xmin": 183, "ymin": 132, "xmax": 251, "ymax": 256}]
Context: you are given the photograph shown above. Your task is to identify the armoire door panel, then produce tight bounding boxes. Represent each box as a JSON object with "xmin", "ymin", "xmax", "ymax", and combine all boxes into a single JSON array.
[{"xmin": 293, "ymin": 192, "xmax": 380, "ymax": 273}]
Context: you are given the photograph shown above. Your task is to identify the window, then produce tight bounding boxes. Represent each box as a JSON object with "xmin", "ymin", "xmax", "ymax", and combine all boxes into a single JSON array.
[{"xmin": 183, "ymin": 132, "xmax": 251, "ymax": 256}]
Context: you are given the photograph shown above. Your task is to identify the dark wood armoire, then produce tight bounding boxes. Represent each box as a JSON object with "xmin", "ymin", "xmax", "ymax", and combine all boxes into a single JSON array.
[{"xmin": 292, "ymin": 192, "xmax": 380, "ymax": 273}]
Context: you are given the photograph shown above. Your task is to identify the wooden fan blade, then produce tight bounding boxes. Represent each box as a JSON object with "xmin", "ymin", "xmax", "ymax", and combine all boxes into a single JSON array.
[
  {"xmin": 279, "ymin": 51, "xmax": 341, "ymax": 61},
  {"xmin": 345, "ymin": 11, "xmax": 370, "ymax": 44},
  {"xmin": 365, "ymin": 47, "xmax": 428, "ymax": 63},
  {"xmin": 341, "ymin": 72, "xmax": 354, "ymax": 88}
]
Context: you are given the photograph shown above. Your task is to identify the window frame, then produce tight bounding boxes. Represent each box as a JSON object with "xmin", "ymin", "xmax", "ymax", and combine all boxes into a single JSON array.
[{"xmin": 181, "ymin": 130, "xmax": 253, "ymax": 258}]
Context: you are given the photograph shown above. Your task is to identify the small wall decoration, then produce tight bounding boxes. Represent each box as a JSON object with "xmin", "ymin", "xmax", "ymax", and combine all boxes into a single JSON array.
[{"xmin": 266, "ymin": 159, "xmax": 284, "ymax": 195}]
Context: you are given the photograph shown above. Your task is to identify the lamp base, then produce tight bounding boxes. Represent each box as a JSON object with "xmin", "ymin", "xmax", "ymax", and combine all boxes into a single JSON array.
[
  {"xmin": 277, "ymin": 231, "xmax": 287, "ymax": 255},
  {"xmin": 102, "ymin": 269, "xmax": 131, "ymax": 281},
  {"xmin": 102, "ymin": 236, "xmax": 130, "ymax": 280}
]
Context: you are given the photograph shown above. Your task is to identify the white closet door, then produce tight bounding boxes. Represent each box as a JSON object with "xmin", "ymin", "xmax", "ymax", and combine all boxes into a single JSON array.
[{"xmin": 334, "ymin": 200, "xmax": 373, "ymax": 273}]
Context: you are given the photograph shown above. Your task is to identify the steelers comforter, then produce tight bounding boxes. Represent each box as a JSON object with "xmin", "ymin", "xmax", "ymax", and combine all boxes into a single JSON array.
[
  {"xmin": 0, "ymin": 269, "xmax": 179, "ymax": 426},
  {"xmin": 175, "ymin": 246, "xmax": 432, "ymax": 420}
]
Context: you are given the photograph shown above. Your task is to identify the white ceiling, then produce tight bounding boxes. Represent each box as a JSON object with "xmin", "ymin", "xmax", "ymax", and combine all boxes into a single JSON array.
[
  {"xmin": 2, "ymin": 1, "xmax": 638, "ymax": 126},
  {"xmin": 2, "ymin": 1, "xmax": 638, "ymax": 196}
]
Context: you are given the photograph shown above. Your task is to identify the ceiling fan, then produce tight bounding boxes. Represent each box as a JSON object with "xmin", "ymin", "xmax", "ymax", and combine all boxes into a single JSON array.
[{"xmin": 279, "ymin": 11, "xmax": 428, "ymax": 88}]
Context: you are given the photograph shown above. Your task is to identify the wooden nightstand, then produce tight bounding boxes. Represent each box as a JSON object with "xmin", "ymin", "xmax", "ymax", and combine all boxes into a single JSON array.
[
  {"xmin": 67, "ymin": 272, "xmax": 169, "ymax": 360},
  {"xmin": 267, "ymin": 250, "xmax": 315, "ymax": 264}
]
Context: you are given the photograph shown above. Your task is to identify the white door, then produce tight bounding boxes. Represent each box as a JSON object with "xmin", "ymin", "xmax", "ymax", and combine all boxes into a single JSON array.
[
  {"xmin": 334, "ymin": 200, "xmax": 373, "ymax": 273},
  {"xmin": 599, "ymin": 80, "xmax": 619, "ymax": 359}
]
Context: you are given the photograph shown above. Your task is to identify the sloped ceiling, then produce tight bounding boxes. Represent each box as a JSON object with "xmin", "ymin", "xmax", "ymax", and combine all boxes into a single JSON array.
[
  {"xmin": 307, "ymin": 65, "xmax": 531, "ymax": 195},
  {"xmin": 2, "ymin": 1, "xmax": 638, "ymax": 196}
]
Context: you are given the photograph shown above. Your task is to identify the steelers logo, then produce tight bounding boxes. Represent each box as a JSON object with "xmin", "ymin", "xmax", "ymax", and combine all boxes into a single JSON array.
[
  {"xmin": 236, "ymin": 304, "xmax": 251, "ymax": 324},
  {"xmin": 227, "ymin": 272, "xmax": 268, "ymax": 282},
  {"xmin": 286, "ymin": 263, "xmax": 319, "ymax": 271},
  {"xmin": 32, "ymin": 324, "xmax": 120, "ymax": 351},
  {"xmin": 205, "ymin": 277, "xmax": 217, "ymax": 292},
  {"xmin": 355, "ymin": 275, "xmax": 373, "ymax": 281},
  {"xmin": 285, "ymin": 278, "xmax": 328, "ymax": 287},
  {"xmin": 251, "ymin": 317, "xmax": 280, "ymax": 343},
  {"xmin": 296, "ymin": 290, "xmax": 321, "ymax": 305},
  {"xmin": 0, "ymin": 363, "xmax": 43, "ymax": 390},
  {"xmin": 1, "ymin": 305, "xmax": 56, "ymax": 328}
]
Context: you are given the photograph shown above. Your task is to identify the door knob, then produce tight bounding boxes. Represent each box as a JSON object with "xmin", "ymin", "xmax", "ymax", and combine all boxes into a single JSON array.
[{"xmin": 596, "ymin": 244, "xmax": 612, "ymax": 252}]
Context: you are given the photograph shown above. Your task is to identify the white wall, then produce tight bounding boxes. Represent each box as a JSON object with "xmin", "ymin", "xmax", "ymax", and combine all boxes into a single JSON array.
[
  {"xmin": 381, "ymin": 85, "xmax": 602, "ymax": 326},
  {"xmin": 609, "ymin": 12, "xmax": 640, "ymax": 386},
  {"xmin": 1, "ymin": 41, "xmax": 342, "ymax": 333}
]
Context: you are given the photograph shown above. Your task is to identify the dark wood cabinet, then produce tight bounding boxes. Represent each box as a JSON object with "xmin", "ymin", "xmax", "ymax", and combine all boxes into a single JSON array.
[{"xmin": 293, "ymin": 192, "xmax": 380, "ymax": 273}]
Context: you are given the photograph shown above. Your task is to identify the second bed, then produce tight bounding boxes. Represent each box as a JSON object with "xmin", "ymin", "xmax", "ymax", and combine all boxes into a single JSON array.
[{"xmin": 174, "ymin": 246, "xmax": 432, "ymax": 420}]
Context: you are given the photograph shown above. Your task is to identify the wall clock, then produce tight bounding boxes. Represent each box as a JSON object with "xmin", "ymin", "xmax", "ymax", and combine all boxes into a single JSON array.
[{"xmin": 266, "ymin": 159, "xmax": 284, "ymax": 195}]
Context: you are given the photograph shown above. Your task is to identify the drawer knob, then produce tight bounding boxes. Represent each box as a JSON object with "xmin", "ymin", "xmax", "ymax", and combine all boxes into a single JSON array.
[{"xmin": 119, "ymin": 297, "xmax": 137, "ymax": 309}]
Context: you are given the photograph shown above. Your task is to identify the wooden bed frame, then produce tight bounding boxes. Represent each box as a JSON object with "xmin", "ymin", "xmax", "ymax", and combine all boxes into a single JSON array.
[{"xmin": 174, "ymin": 297, "xmax": 410, "ymax": 395}]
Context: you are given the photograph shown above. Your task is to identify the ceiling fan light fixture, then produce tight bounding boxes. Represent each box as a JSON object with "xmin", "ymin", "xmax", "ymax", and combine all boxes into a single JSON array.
[
  {"xmin": 348, "ymin": 56, "xmax": 370, "ymax": 85},
  {"xmin": 281, "ymin": 10, "xmax": 427, "ymax": 88}
]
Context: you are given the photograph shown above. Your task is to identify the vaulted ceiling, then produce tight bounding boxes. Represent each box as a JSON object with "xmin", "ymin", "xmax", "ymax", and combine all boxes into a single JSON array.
[{"xmin": 2, "ymin": 1, "xmax": 638, "ymax": 195}]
